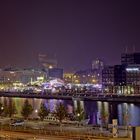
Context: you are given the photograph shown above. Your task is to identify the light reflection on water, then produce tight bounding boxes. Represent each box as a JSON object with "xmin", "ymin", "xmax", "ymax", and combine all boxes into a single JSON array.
[{"xmin": 0, "ymin": 97, "xmax": 140, "ymax": 126}]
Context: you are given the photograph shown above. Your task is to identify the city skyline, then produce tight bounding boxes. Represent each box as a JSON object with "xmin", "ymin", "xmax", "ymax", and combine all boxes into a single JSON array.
[{"xmin": 0, "ymin": 0, "xmax": 140, "ymax": 71}]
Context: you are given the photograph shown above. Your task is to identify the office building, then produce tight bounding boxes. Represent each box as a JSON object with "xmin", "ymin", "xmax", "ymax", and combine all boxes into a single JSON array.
[
  {"xmin": 121, "ymin": 52, "xmax": 140, "ymax": 65},
  {"xmin": 114, "ymin": 65, "xmax": 126, "ymax": 86},
  {"xmin": 125, "ymin": 65, "xmax": 140, "ymax": 85},
  {"xmin": 0, "ymin": 68, "xmax": 46, "ymax": 84},
  {"xmin": 102, "ymin": 64, "xmax": 140, "ymax": 94},
  {"xmin": 73, "ymin": 69, "xmax": 101, "ymax": 84},
  {"xmin": 102, "ymin": 66, "xmax": 114, "ymax": 86}
]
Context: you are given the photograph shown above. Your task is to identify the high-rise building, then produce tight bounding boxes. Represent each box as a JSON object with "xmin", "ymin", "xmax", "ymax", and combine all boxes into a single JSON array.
[
  {"xmin": 125, "ymin": 65, "xmax": 140, "ymax": 85},
  {"xmin": 121, "ymin": 52, "xmax": 140, "ymax": 65},
  {"xmin": 92, "ymin": 59, "xmax": 104, "ymax": 70},
  {"xmin": 102, "ymin": 66, "xmax": 114, "ymax": 87},
  {"xmin": 91, "ymin": 59, "xmax": 104, "ymax": 85},
  {"xmin": 114, "ymin": 65, "xmax": 126, "ymax": 86},
  {"xmin": 102, "ymin": 65, "xmax": 127, "ymax": 86}
]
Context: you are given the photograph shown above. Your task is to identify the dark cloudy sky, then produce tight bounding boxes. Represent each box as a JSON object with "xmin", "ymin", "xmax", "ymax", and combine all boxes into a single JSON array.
[{"xmin": 0, "ymin": 0, "xmax": 140, "ymax": 71}]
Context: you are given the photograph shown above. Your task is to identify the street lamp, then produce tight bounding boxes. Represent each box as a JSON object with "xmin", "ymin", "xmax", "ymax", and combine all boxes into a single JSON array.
[
  {"xmin": 1, "ymin": 106, "xmax": 4, "ymax": 110},
  {"xmin": 35, "ymin": 109, "xmax": 38, "ymax": 113}
]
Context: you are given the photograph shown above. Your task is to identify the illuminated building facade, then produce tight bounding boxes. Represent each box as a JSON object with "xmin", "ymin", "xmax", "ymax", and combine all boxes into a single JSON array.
[
  {"xmin": 63, "ymin": 73, "xmax": 74, "ymax": 83},
  {"xmin": 126, "ymin": 65, "xmax": 140, "ymax": 85},
  {"xmin": 73, "ymin": 69, "xmax": 101, "ymax": 84},
  {"xmin": 102, "ymin": 52, "xmax": 140, "ymax": 94},
  {"xmin": 102, "ymin": 65, "xmax": 140, "ymax": 94},
  {"xmin": 102, "ymin": 66, "xmax": 114, "ymax": 86},
  {"xmin": 0, "ymin": 68, "xmax": 46, "ymax": 84},
  {"xmin": 102, "ymin": 66, "xmax": 115, "ymax": 93}
]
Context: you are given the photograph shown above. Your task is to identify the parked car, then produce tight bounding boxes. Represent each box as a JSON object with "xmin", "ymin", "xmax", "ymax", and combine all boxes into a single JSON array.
[{"xmin": 10, "ymin": 119, "xmax": 24, "ymax": 126}]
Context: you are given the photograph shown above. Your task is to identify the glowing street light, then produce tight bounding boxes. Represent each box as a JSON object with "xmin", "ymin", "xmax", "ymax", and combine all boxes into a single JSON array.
[
  {"xmin": 35, "ymin": 109, "xmax": 38, "ymax": 113},
  {"xmin": 49, "ymin": 65, "xmax": 53, "ymax": 69},
  {"xmin": 77, "ymin": 113, "xmax": 80, "ymax": 117}
]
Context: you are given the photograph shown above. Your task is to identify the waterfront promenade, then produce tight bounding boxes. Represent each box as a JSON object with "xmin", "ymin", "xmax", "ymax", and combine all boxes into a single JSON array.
[
  {"xmin": 0, "ymin": 121, "xmax": 131, "ymax": 140},
  {"xmin": 0, "ymin": 130, "xmax": 131, "ymax": 140},
  {"xmin": 0, "ymin": 131, "xmax": 131, "ymax": 140},
  {"xmin": 0, "ymin": 91, "xmax": 140, "ymax": 103}
]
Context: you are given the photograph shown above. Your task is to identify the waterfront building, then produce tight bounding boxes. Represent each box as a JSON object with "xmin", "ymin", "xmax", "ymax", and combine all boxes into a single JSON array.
[
  {"xmin": 102, "ymin": 52, "xmax": 140, "ymax": 94},
  {"xmin": 125, "ymin": 65, "xmax": 140, "ymax": 94},
  {"xmin": 63, "ymin": 73, "xmax": 74, "ymax": 83},
  {"xmin": 114, "ymin": 65, "xmax": 126, "ymax": 86},
  {"xmin": 102, "ymin": 64, "xmax": 140, "ymax": 94},
  {"xmin": 0, "ymin": 68, "xmax": 46, "ymax": 84},
  {"xmin": 102, "ymin": 66, "xmax": 114, "ymax": 86},
  {"xmin": 102, "ymin": 66, "xmax": 115, "ymax": 93},
  {"xmin": 126, "ymin": 65, "xmax": 140, "ymax": 85},
  {"xmin": 73, "ymin": 69, "xmax": 101, "ymax": 84}
]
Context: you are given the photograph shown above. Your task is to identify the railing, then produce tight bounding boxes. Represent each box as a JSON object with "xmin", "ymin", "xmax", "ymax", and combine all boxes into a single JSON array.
[
  {"xmin": 0, "ymin": 91, "xmax": 140, "ymax": 102},
  {"xmin": 0, "ymin": 123, "xmax": 131, "ymax": 139}
]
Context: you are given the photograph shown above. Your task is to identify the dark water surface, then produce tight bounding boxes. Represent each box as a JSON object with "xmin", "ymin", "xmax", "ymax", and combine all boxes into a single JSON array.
[{"xmin": 0, "ymin": 97, "xmax": 140, "ymax": 126}]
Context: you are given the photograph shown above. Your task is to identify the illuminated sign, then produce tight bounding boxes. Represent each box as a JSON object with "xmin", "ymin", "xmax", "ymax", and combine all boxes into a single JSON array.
[{"xmin": 126, "ymin": 68, "xmax": 139, "ymax": 72}]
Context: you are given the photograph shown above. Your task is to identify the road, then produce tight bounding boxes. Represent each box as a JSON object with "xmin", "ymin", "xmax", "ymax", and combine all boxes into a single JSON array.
[
  {"xmin": 0, "ymin": 130, "xmax": 78, "ymax": 140},
  {"xmin": 0, "ymin": 130, "xmax": 131, "ymax": 140},
  {"xmin": 0, "ymin": 118, "xmax": 131, "ymax": 138}
]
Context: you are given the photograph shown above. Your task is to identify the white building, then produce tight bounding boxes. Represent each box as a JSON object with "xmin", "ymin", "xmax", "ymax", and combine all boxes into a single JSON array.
[{"xmin": 0, "ymin": 68, "xmax": 46, "ymax": 84}]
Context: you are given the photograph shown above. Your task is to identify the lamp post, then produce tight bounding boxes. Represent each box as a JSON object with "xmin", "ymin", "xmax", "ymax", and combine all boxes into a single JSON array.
[
  {"xmin": 77, "ymin": 113, "xmax": 80, "ymax": 126},
  {"xmin": 0, "ymin": 106, "xmax": 4, "ymax": 130}
]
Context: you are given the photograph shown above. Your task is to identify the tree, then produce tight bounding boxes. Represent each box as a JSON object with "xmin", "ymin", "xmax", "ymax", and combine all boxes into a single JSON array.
[
  {"xmin": 2, "ymin": 99, "xmax": 17, "ymax": 117},
  {"xmin": 38, "ymin": 103, "xmax": 50, "ymax": 121},
  {"xmin": 21, "ymin": 99, "xmax": 33, "ymax": 119},
  {"xmin": 7, "ymin": 99, "xmax": 17, "ymax": 117},
  {"xmin": 75, "ymin": 101, "xmax": 85, "ymax": 123},
  {"xmin": 54, "ymin": 103, "xmax": 67, "ymax": 124},
  {"xmin": 3, "ymin": 98, "xmax": 9, "ymax": 117},
  {"xmin": 99, "ymin": 104, "xmax": 109, "ymax": 126}
]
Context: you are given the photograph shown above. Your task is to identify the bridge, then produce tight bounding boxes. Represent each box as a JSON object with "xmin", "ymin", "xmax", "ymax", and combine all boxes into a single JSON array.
[{"xmin": 0, "ymin": 91, "xmax": 140, "ymax": 103}]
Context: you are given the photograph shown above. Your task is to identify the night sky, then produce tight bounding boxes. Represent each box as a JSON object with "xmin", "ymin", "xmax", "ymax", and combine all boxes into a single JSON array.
[{"xmin": 0, "ymin": 0, "xmax": 140, "ymax": 71}]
